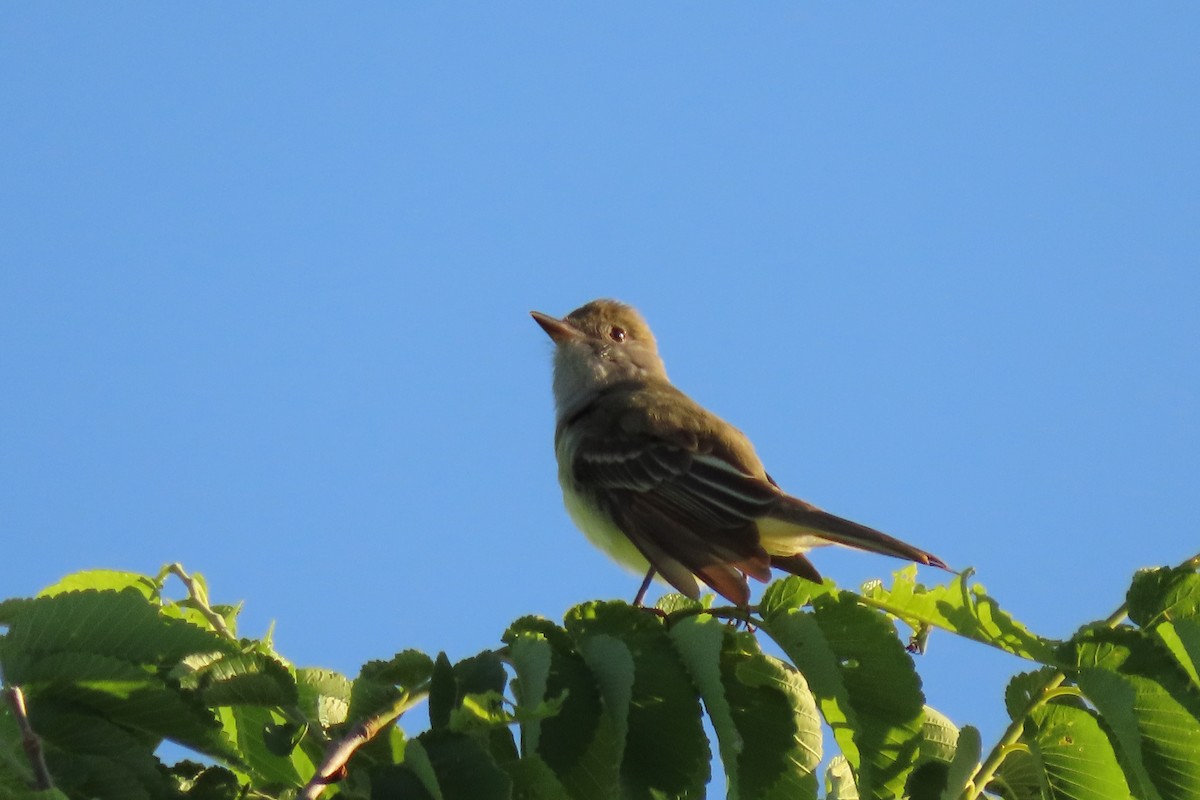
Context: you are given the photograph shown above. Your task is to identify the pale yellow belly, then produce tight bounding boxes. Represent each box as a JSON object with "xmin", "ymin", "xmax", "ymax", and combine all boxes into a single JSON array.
[{"xmin": 560, "ymin": 481, "xmax": 650, "ymax": 575}]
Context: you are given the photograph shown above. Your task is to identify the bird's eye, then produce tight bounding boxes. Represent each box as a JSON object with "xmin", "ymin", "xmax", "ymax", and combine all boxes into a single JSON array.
[{"xmin": 608, "ymin": 326, "xmax": 626, "ymax": 342}]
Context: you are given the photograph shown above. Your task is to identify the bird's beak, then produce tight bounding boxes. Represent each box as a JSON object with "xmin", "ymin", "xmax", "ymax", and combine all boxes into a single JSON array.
[{"xmin": 530, "ymin": 311, "xmax": 584, "ymax": 344}]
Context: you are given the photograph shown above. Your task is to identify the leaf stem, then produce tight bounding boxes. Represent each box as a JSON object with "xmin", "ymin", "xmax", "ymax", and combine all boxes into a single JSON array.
[{"xmin": 961, "ymin": 672, "xmax": 1067, "ymax": 800}]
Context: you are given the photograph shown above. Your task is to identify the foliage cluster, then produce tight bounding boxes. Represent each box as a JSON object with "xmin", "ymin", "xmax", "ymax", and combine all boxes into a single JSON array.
[{"xmin": 2, "ymin": 556, "xmax": 1199, "ymax": 800}]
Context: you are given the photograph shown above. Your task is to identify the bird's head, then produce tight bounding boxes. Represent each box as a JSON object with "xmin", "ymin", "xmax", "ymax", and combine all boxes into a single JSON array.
[{"xmin": 531, "ymin": 299, "xmax": 668, "ymax": 417}]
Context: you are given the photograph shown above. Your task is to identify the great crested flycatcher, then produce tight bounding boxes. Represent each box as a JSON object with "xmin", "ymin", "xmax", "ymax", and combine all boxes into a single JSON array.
[{"xmin": 531, "ymin": 299, "xmax": 948, "ymax": 606}]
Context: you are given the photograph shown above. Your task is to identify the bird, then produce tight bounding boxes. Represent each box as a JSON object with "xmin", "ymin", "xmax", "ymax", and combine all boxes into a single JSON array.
[{"xmin": 530, "ymin": 299, "xmax": 948, "ymax": 607}]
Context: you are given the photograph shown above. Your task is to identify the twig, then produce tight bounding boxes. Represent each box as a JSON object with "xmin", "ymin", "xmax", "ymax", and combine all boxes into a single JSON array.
[
  {"xmin": 163, "ymin": 563, "xmax": 235, "ymax": 639},
  {"xmin": 3, "ymin": 685, "xmax": 53, "ymax": 790},
  {"xmin": 299, "ymin": 687, "xmax": 429, "ymax": 800}
]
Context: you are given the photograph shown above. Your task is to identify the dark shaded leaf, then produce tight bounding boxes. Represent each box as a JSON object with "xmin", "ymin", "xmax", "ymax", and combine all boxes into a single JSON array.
[
  {"xmin": 348, "ymin": 650, "xmax": 433, "ymax": 726},
  {"xmin": 503, "ymin": 616, "xmax": 619, "ymax": 800},
  {"xmin": 565, "ymin": 601, "xmax": 709, "ymax": 800},
  {"xmin": 428, "ymin": 652, "xmax": 455, "ymax": 731},
  {"xmin": 723, "ymin": 631, "xmax": 820, "ymax": 799},
  {"xmin": 418, "ymin": 729, "xmax": 512, "ymax": 800}
]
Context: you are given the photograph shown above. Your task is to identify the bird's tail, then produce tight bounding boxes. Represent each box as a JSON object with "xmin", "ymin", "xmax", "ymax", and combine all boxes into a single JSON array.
[{"xmin": 759, "ymin": 496, "xmax": 948, "ymax": 570}]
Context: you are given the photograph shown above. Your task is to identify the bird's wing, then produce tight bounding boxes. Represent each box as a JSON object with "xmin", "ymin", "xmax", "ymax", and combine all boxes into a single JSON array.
[{"xmin": 568, "ymin": 384, "xmax": 782, "ymax": 603}]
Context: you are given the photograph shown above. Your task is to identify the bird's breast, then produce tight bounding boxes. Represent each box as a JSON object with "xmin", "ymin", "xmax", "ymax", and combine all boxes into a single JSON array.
[{"xmin": 555, "ymin": 434, "xmax": 649, "ymax": 574}]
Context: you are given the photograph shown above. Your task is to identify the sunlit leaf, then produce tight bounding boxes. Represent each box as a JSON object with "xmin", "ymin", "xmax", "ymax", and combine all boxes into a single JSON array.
[
  {"xmin": 815, "ymin": 593, "xmax": 925, "ymax": 798},
  {"xmin": 762, "ymin": 591, "xmax": 925, "ymax": 798},
  {"xmin": 861, "ymin": 567, "xmax": 1058, "ymax": 663},
  {"xmin": 36, "ymin": 570, "xmax": 159, "ymax": 601},
  {"xmin": 759, "ymin": 600, "xmax": 862, "ymax": 771},
  {"xmin": 1071, "ymin": 627, "xmax": 1200, "ymax": 800},
  {"xmin": 0, "ymin": 589, "xmax": 237, "ymax": 665},
  {"xmin": 1026, "ymin": 702, "xmax": 1134, "ymax": 800},
  {"xmin": 825, "ymin": 755, "xmax": 859, "ymax": 800}
]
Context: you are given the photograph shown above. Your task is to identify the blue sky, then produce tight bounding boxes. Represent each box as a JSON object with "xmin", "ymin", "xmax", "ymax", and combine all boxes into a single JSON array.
[{"xmin": 2, "ymin": 2, "xmax": 1198, "ymax": 777}]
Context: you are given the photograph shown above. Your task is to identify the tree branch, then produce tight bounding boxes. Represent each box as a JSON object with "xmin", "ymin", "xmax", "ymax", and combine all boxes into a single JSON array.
[
  {"xmin": 299, "ymin": 687, "xmax": 429, "ymax": 800},
  {"xmin": 3, "ymin": 685, "xmax": 54, "ymax": 790}
]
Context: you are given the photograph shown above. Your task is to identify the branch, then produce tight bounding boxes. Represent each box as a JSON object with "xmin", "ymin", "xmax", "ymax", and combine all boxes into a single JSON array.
[
  {"xmin": 3, "ymin": 685, "xmax": 53, "ymax": 790},
  {"xmin": 299, "ymin": 687, "xmax": 429, "ymax": 800}
]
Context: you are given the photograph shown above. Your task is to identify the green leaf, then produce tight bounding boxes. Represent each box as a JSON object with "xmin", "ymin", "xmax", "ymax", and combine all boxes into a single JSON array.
[
  {"xmin": 939, "ymin": 725, "xmax": 981, "ymax": 800},
  {"xmin": 758, "ymin": 601, "xmax": 861, "ymax": 773},
  {"xmin": 11, "ymin": 651, "xmax": 235, "ymax": 761},
  {"xmin": 1154, "ymin": 618, "xmax": 1200, "ymax": 688},
  {"xmin": 36, "ymin": 570, "xmax": 160, "ymax": 600},
  {"xmin": 416, "ymin": 729, "xmax": 512, "ymax": 800},
  {"xmin": 505, "ymin": 629, "xmax": 554, "ymax": 754},
  {"xmin": 371, "ymin": 740, "xmax": 439, "ymax": 800},
  {"xmin": 262, "ymin": 719, "xmax": 307, "ymax": 757},
  {"xmin": 762, "ymin": 592, "xmax": 925, "ymax": 799},
  {"xmin": 429, "ymin": 653, "xmax": 456, "ymax": 731},
  {"xmin": 167, "ymin": 760, "xmax": 244, "ymax": 800},
  {"xmin": 759, "ymin": 576, "xmax": 835, "ymax": 619},
  {"xmin": 296, "ymin": 667, "xmax": 352, "ymax": 728},
  {"xmin": 815, "ymin": 593, "xmax": 925, "ymax": 798},
  {"xmin": 724, "ymin": 632, "xmax": 821, "ymax": 800},
  {"xmin": 454, "ymin": 651, "xmax": 508, "ymax": 698},
  {"xmin": 666, "ymin": 616, "xmax": 742, "ymax": 789},
  {"xmin": 428, "ymin": 650, "xmax": 509, "ymax": 742},
  {"xmin": 671, "ymin": 615, "xmax": 821, "ymax": 799},
  {"xmin": 906, "ymin": 708, "xmax": 964, "ymax": 800},
  {"xmin": 1126, "ymin": 565, "xmax": 1200, "ymax": 628},
  {"xmin": 565, "ymin": 601, "xmax": 709, "ymax": 800},
  {"xmin": 215, "ymin": 704, "xmax": 316, "ymax": 788},
  {"xmin": 502, "ymin": 754, "xmax": 571, "ymax": 800},
  {"xmin": 824, "ymin": 756, "xmax": 859, "ymax": 800},
  {"xmin": 1071, "ymin": 627, "xmax": 1200, "ymax": 800},
  {"xmin": 991, "ymin": 745, "xmax": 1049, "ymax": 800},
  {"xmin": 861, "ymin": 567, "xmax": 1058, "ymax": 663},
  {"xmin": 654, "ymin": 593, "xmax": 707, "ymax": 616},
  {"xmin": 361, "ymin": 650, "xmax": 436, "ymax": 691},
  {"xmin": 22, "ymin": 706, "xmax": 171, "ymax": 800},
  {"xmin": 175, "ymin": 651, "xmax": 298, "ymax": 707},
  {"xmin": 917, "ymin": 706, "xmax": 959, "ymax": 766},
  {"xmin": 1025, "ymin": 702, "xmax": 1135, "ymax": 800},
  {"xmin": 0, "ymin": 589, "xmax": 237, "ymax": 665},
  {"xmin": 1004, "ymin": 668, "xmax": 1059, "ymax": 721},
  {"xmin": 447, "ymin": 690, "xmax": 509, "ymax": 732},
  {"xmin": 503, "ymin": 617, "xmax": 620, "ymax": 800},
  {"xmin": 349, "ymin": 650, "xmax": 434, "ymax": 726}
]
